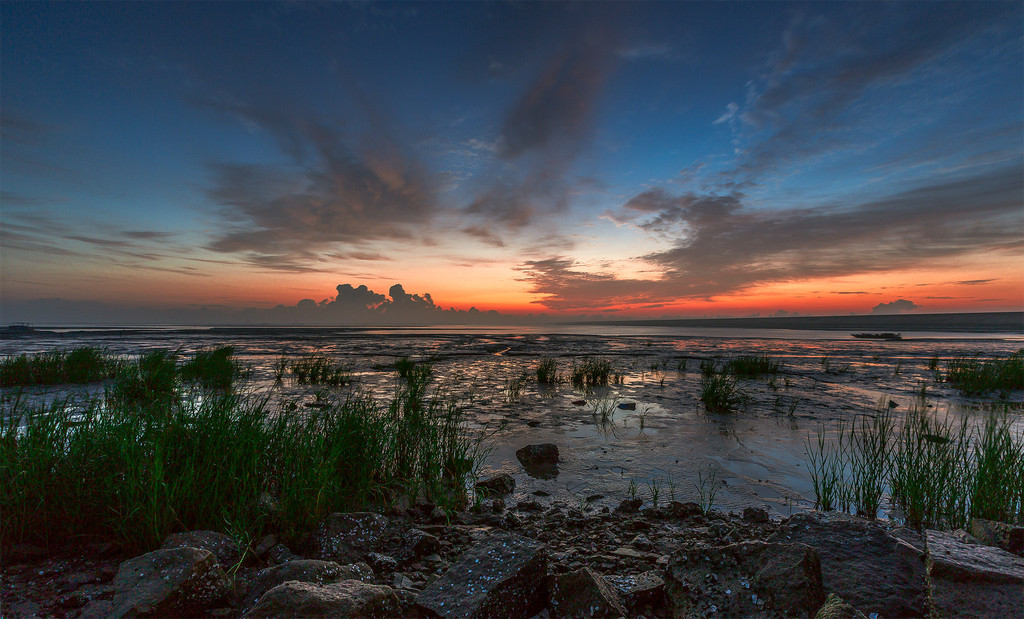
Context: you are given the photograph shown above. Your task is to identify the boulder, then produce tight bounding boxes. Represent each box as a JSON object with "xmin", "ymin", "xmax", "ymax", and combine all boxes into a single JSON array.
[
  {"xmin": 243, "ymin": 579, "xmax": 400, "ymax": 618},
  {"xmin": 605, "ymin": 571, "xmax": 665, "ymax": 615},
  {"xmin": 814, "ymin": 593, "xmax": 867, "ymax": 619},
  {"xmin": 416, "ymin": 533, "xmax": 548, "ymax": 618},
  {"xmin": 243, "ymin": 559, "xmax": 374, "ymax": 611},
  {"xmin": 665, "ymin": 541, "xmax": 825, "ymax": 618},
  {"xmin": 516, "ymin": 444, "xmax": 559, "ymax": 479},
  {"xmin": 743, "ymin": 507, "xmax": 770, "ymax": 523},
  {"xmin": 549, "ymin": 567, "xmax": 627, "ymax": 618},
  {"xmin": 768, "ymin": 511, "xmax": 927, "ymax": 617},
  {"xmin": 475, "ymin": 473, "xmax": 516, "ymax": 497},
  {"xmin": 403, "ymin": 528, "xmax": 442, "ymax": 559},
  {"xmin": 161, "ymin": 530, "xmax": 240, "ymax": 567},
  {"xmin": 311, "ymin": 512, "xmax": 389, "ymax": 563},
  {"xmin": 969, "ymin": 518, "xmax": 1024, "ymax": 556},
  {"xmin": 108, "ymin": 547, "xmax": 231, "ymax": 618},
  {"xmin": 926, "ymin": 528, "xmax": 1024, "ymax": 618}
]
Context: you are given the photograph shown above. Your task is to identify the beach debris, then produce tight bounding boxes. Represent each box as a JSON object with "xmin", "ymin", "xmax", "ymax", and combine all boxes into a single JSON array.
[
  {"xmin": 243, "ymin": 579, "xmax": 400, "ymax": 618},
  {"xmin": 415, "ymin": 533, "xmax": 548, "ymax": 618}
]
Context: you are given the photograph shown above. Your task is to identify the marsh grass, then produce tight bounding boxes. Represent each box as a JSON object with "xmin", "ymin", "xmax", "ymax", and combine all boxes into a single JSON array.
[
  {"xmin": 179, "ymin": 346, "xmax": 242, "ymax": 390},
  {"xmin": 106, "ymin": 350, "xmax": 178, "ymax": 410},
  {"xmin": 699, "ymin": 372, "xmax": 745, "ymax": 414},
  {"xmin": 503, "ymin": 370, "xmax": 531, "ymax": 403},
  {"xmin": 570, "ymin": 357, "xmax": 612, "ymax": 390},
  {"xmin": 807, "ymin": 400, "xmax": 1023, "ymax": 528},
  {"xmin": 0, "ymin": 361, "xmax": 476, "ymax": 551},
  {"xmin": 291, "ymin": 354, "xmax": 350, "ymax": 386},
  {"xmin": 0, "ymin": 346, "xmax": 124, "ymax": 387},
  {"xmin": 946, "ymin": 351, "xmax": 1024, "ymax": 395},
  {"xmin": 724, "ymin": 354, "xmax": 781, "ymax": 378},
  {"xmin": 693, "ymin": 463, "xmax": 719, "ymax": 513},
  {"xmin": 536, "ymin": 357, "xmax": 559, "ymax": 384}
]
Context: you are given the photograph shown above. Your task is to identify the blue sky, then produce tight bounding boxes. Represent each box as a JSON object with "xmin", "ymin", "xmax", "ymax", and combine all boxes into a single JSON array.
[{"xmin": 2, "ymin": 1, "xmax": 1021, "ymax": 323}]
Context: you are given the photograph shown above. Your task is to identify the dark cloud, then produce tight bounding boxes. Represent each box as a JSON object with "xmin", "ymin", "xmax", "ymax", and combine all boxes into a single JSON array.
[
  {"xmin": 871, "ymin": 299, "xmax": 920, "ymax": 315},
  {"xmin": 521, "ymin": 166, "xmax": 1023, "ymax": 310}
]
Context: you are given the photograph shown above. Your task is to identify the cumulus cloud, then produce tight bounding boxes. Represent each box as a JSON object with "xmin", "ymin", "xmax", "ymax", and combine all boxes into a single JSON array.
[{"xmin": 871, "ymin": 299, "xmax": 920, "ymax": 315}]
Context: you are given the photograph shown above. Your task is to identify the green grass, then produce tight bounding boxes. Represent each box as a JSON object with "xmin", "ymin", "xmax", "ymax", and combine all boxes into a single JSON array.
[
  {"xmin": 0, "ymin": 360, "xmax": 476, "ymax": 552},
  {"xmin": 0, "ymin": 346, "xmax": 124, "ymax": 387},
  {"xmin": 291, "ymin": 354, "xmax": 350, "ymax": 386},
  {"xmin": 106, "ymin": 350, "xmax": 178, "ymax": 410},
  {"xmin": 806, "ymin": 401, "xmax": 1023, "ymax": 528},
  {"xmin": 536, "ymin": 357, "xmax": 559, "ymax": 384},
  {"xmin": 570, "ymin": 357, "xmax": 612, "ymax": 389},
  {"xmin": 724, "ymin": 354, "xmax": 781, "ymax": 378},
  {"xmin": 699, "ymin": 373, "xmax": 745, "ymax": 414},
  {"xmin": 946, "ymin": 350, "xmax": 1024, "ymax": 395},
  {"xmin": 179, "ymin": 346, "xmax": 242, "ymax": 390}
]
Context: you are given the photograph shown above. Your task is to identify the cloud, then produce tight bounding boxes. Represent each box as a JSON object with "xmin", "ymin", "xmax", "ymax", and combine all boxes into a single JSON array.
[
  {"xmin": 871, "ymin": 299, "xmax": 920, "ymax": 315},
  {"xmin": 520, "ymin": 166, "xmax": 1023, "ymax": 310},
  {"xmin": 713, "ymin": 102, "xmax": 738, "ymax": 125}
]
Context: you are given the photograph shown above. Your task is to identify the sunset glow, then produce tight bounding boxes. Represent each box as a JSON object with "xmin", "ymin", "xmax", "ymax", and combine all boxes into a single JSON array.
[{"xmin": 2, "ymin": 2, "xmax": 1021, "ymax": 324}]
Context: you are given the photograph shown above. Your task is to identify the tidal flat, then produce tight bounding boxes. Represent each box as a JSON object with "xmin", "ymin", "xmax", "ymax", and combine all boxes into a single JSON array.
[{"xmin": 4, "ymin": 324, "xmax": 1022, "ymax": 520}]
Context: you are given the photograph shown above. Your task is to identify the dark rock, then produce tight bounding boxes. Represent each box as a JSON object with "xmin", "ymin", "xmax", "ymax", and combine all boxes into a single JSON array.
[
  {"xmin": 631, "ymin": 534, "xmax": 655, "ymax": 551},
  {"xmin": 108, "ymin": 547, "xmax": 231, "ymax": 618},
  {"xmin": 404, "ymin": 528, "xmax": 442, "ymax": 558},
  {"xmin": 926, "ymin": 528, "xmax": 1024, "ymax": 618},
  {"xmin": 253, "ymin": 534, "xmax": 278, "ymax": 560},
  {"xmin": 244, "ymin": 579, "xmax": 400, "ymax": 618},
  {"xmin": 416, "ymin": 533, "xmax": 548, "ymax": 618},
  {"xmin": 969, "ymin": 518, "xmax": 1024, "ymax": 556},
  {"xmin": 475, "ymin": 473, "xmax": 516, "ymax": 497},
  {"xmin": 665, "ymin": 501, "xmax": 704, "ymax": 519},
  {"xmin": 743, "ymin": 506, "xmax": 770, "ymax": 523},
  {"xmin": 617, "ymin": 402, "xmax": 637, "ymax": 411},
  {"xmin": 572, "ymin": 399, "xmax": 587, "ymax": 406},
  {"xmin": 586, "ymin": 494, "xmax": 605, "ymax": 503},
  {"xmin": 549, "ymin": 567, "xmax": 627, "ymax": 618},
  {"xmin": 366, "ymin": 552, "xmax": 399, "ymax": 575},
  {"xmin": 665, "ymin": 541, "xmax": 825, "ymax": 618},
  {"xmin": 161, "ymin": 530, "xmax": 240, "ymax": 567},
  {"xmin": 615, "ymin": 498, "xmax": 643, "ymax": 514},
  {"xmin": 768, "ymin": 511, "xmax": 927, "ymax": 617},
  {"xmin": 605, "ymin": 571, "xmax": 665, "ymax": 615},
  {"xmin": 311, "ymin": 512, "xmax": 389, "ymax": 563},
  {"xmin": 516, "ymin": 443, "xmax": 560, "ymax": 479},
  {"xmin": 814, "ymin": 593, "xmax": 867, "ymax": 619},
  {"xmin": 516, "ymin": 499, "xmax": 544, "ymax": 512},
  {"xmin": 243, "ymin": 559, "xmax": 373, "ymax": 611},
  {"xmin": 267, "ymin": 543, "xmax": 299, "ymax": 566}
]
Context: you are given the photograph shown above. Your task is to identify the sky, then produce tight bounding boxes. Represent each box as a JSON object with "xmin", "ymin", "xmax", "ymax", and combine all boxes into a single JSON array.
[{"xmin": 2, "ymin": 1, "xmax": 1022, "ymax": 324}]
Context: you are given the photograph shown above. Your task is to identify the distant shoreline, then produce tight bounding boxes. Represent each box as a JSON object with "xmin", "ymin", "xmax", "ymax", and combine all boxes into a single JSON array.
[{"xmin": 582, "ymin": 311, "xmax": 1024, "ymax": 333}]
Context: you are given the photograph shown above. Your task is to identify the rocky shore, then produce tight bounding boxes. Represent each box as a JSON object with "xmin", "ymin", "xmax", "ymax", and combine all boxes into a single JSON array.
[{"xmin": 3, "ymin": 473, "xmax": 1023, "ymax": 618}]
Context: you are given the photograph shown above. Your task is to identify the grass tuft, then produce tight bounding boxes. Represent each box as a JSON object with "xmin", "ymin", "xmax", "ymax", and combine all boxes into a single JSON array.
[
  {"xmin": 536, "ymin": 357, "xmax": 559, "ymax": 384},
  {"xmin": 570, "ymin": 357, "xmax": 612, "ymax": 390},
  {"xmin": 0, "ymin": 346, "xmax": 123, "ymax": 387},
  {"xmin": 724, "ymin": 354, "xmax": 781, "ymax": 378},
  {"xmin": 946, "ymin": 350, "xmax": 1024, "ymax": 395}
]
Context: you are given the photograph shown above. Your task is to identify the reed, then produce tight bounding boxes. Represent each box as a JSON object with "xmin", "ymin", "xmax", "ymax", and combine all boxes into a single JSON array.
[
  {"xmin": 946, "ymin": 350, "xmax": 1024, "ymax": 395},
  {"xmin": 536, "ymin": 357, "xmax": 559, "ymax": 384},
  {"xmin": 0, "ymin": 346, "xmax": 123, "ymax": 387},
  {"xmin": 570, "ymin": 357, "xmax": 612, "ymax": 389},
  {"xmin": 699, "ymin": 373, "xmax": 744, "ymax": 414},
  {"xmin": 179, "ymin": 346, "xmax": 242, "ymax": 390},
  {"xmin": 291, "ymin": 354, "xmax": 350, "ymax": 386},
  {"xmin": 724, "ymin": 354, "xmax": 781, "ymax": 378},
  {"xmin": 0, "ymin": 361, "xmax": 476, "ymax": 552}
]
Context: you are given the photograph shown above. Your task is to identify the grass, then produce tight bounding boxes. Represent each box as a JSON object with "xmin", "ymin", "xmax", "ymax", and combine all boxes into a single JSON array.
[
  {"xmin": 570, "ymin": 357, "xmax": 613, "ymax": 390},
  {"xmin": 806, "ymin": 400, "xmax": 1023, "ymax": 528},
  {"xmin": 946, "ymin": 350, "xmax": 1024, "ymax": 395},
  {"xmin": 724, "ymin": 354, "xmax": 781, "ymax": 378},
  {"xmin": 0, "ymin": 360, "xmax": 476, "ymax": 552},
  {"xmin": 536, "ymin": 357, "xmax": 559, "ymax": 384},
  {"xmin": 0, "ymin": 346, "xmax": 124, "ymax": 387},
  {"xmin": 291, "ymin": 353, "xmax": 350, "ymax": 386},
  {"xmin": 699, "ymin": 372, "xmax": 745, "ymax": 414},
  {"xmin": 179, "ymin": 346, "xmax": 242, "ymax": 389}
]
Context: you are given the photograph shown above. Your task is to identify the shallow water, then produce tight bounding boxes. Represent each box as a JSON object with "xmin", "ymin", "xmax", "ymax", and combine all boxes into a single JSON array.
[{"xmin": 3, "ymin": 326, "xmax": 1022, "ymax": 519}]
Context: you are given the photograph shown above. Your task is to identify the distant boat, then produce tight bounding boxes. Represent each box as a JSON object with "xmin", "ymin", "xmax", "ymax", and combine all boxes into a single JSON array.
[
  {"xmin": 6, "ymin": 322, "xmax": 34, "ymax": 332},
  {"xmin": 852, "ymin": 332, "xmax": 902, "ymax": 340}
]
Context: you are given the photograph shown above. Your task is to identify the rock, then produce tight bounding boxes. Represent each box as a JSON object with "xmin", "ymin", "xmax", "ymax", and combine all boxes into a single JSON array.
[
  {"xmin": 969, "ymin": 518, "xmax": 1024, "ymax": 556},
  {"xmin": 366, "ymin": 552, "xmax": 399, "ymax": 575},
  {"xmin": 768, "ymin": 511, "xmax": 927, "ymax": 617},
  {"xmin": 572, "ymin": 399, "xmax": 587, "ymax": 406},
  {"xmin": 416, "ymin": 533, "xmax": 548, "ymax": 618},
  {"xmin": 312, "ymin": 512, "xmax": 389, "ymax": 563},
  {"xmin": 926, "ymin": 528, "xmax": 1024, "ymax": 618},
  {"xmin": 631, "ymin": 534, "xmax": 655, "ymax": 551},
  {"xmin": 475, "ymin": 473, "xmax": 516, "ymax": 497},
  {"xmin": 516, "ymin": 443, "xmax": 559, "ymax": 479},
  {"xmin": 404, "ymin": 528, "xmax": 442, "ymax": 559},
  {"xmin": 108, "ymin": 547, "xmax": 231, "ymax": 618},
  {"xmin": 393, "ymin": 572, "xmax": 417, "ymax": 591},
  {"xmin": 549, "ymin": 567, "xmax": 627, "ymax": 618},
  {"xmin": 615, "ymin": 498, "xmax": 643, "ymax": 514},
  {"xmin": 253, "ymin": 534, "xmax": 278, "ymax": 559},
  {"xmin": 161, "ymin": 530, "xmax": 240, "ymax": 567},
  {"xmin": 243, "ymin": 559, "xmax": 374, "ymax": 611},
  {"xmin": 814, "ymin": 593, "xmax": 867, "ymax": 619},
  {"xmin": 665, "ymin": 501, "xmax": 704, "ymax": 519},
  {"xmin": 267, "ymin": 543, "xmax": 299, "ymax": 566},
  {"xmin": 743, "ymin": 507, "xmax": 770, "ymax": 523},
  {"xmin": 516, "ymin": 499, "xmax": 544, "ymax": 512},
  {"xmin": 244, "ymin": 579, "xmax": 400, "ymax": 618},
  {"xmin": 665, "ymin": 541, "xmax": 825, "ymax": 618},
  {"xmin": 617, "ymin": 402, "xmax": 637, "ymax": 411},
  {"xmin": 605, "ymin": 571, "xmax": 665, "ymax": 614}
]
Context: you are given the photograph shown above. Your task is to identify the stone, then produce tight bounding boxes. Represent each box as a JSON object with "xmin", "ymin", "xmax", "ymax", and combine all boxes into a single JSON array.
[
  {"xmin": 926, "ymin": 528, "xmax": 1024, "ymax": 618},
  {"xmin": 631, "ymin": 534, "xmax": 655, "ymax": 551},
  {"xmin": 404, "ymin": 528, "xmax": 442, "ymax": 558},
  {"xmin": 161, "ymin": 530, "xmax": 240, "ymax": 567},
  {"xmin": 665, "ymin": 541, "xmax": 825, "ymax": 618},
  {"xmin": 814, "ymin": 593, "xmax": 867, "ymax": 619},
  {"xmin": 243, "ymin": 559, "xmax": 374, "ymax": 611},
  {"xmin": 549, "ymin": 567, "xmax": 627, "ymax": 618},
  {"xmin": 108, "ymin": 547, "xmax": 231, "ymax": 618},
  {"xmin": 366, "ymin": 552, "xmax": 399, "ymax": 575},
  {"xmin": 516, "ymin": 443, "xmax": 559, "ymax": 479},
  {"xmin": 665, "ymin": 501, "xmax": 704, "ymax": 519},
  {"xmin": 311, "ymin": 512, "xmax": 389, "ymax": 563},
  {"xmin": 253, "ymin": 534, "xmax": 278, "ymax": 559},
  {"xmin": 969, "ymin": 518, "xmax": 1024, "ymax": 556},
  {"xmin": 768, "ymin": 511, "xmax": 927, "ymax": 617},
  {"xmin": 617, "ymin": 402, "xmax": 637, "ymax": 410},
  {"xmin": 743, "ymin": 506, "xmax": 770, "ymax": 523},
  {"xmin": 615, "ymin": 498, "xmax": 643, "ymax": 514},
  {"xmin": 475, "ymin": 473, "xmax": 516, "ymax": 497},
  {"xmin": 416, "ymin": 533, "xmax": 548, "ymax": 618},
  {"xmin": 605, "ymin": 571, "xmax": 665, "ymax": 614},
  {"xmin": 267, "ymin": 543, "xmax": 299, "ymax": 566},
  {"xmin": 243, "ymin": 579, "xmax": 400, "ymax": 618}
]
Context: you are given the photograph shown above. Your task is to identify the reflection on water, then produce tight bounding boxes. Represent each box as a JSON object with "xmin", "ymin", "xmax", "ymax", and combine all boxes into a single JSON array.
[{"xmin": 3, "ymin": 326, "xmax": 1021, "ymax": 519}]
